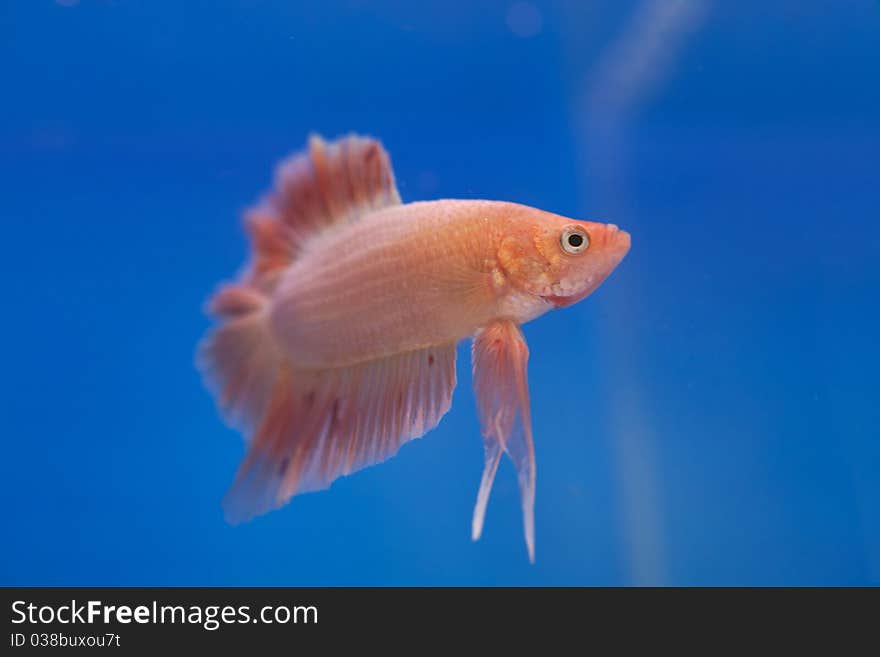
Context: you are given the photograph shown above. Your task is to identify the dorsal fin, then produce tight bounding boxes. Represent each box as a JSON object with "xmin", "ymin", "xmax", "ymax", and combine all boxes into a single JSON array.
[{"xmin": 243, "ymin": 134, "xmax": 401, "ymax": 288}]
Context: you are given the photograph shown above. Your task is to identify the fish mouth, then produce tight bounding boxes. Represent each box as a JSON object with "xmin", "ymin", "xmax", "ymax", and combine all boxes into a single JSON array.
[
  {"xmin": 605, "ymin": 225, "xmax": 632, "ymax": 253},
  {"xmin": 542, "ymin": 228, "xmax": 631, "ymax": 308},
  {"xmin": 541, "ymin": 295, "xmax": 575, "ymax": 308},
  {"xmin": 541, "ymin": 293, "xmax": 577, "ymax": 308}
]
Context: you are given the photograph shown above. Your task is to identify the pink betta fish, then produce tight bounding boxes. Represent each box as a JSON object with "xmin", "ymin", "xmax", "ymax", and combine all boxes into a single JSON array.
[{"xmin": 199, "ymin": 134, "xmax": 630, "ymax": 561}]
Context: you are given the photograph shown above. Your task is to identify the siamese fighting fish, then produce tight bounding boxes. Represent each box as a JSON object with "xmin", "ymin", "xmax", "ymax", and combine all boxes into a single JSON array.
[{"xmin": 198, "ymin": 134, "xmax": 630, "ymax": 562}]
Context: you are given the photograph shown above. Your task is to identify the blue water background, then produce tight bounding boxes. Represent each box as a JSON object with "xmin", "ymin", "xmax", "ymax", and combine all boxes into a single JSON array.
[{"xmin": 2, "ymin": 1, "xmax": 878, "ymax": 585}]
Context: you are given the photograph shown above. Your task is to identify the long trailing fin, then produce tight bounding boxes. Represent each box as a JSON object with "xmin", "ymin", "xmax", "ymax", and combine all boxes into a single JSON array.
[{"xmin": 471, "ymin": 320, "xmax": 536, "ymax": 563}]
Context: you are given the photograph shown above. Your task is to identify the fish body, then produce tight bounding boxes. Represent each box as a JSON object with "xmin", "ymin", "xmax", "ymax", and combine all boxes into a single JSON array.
[
  {"xmin": 272, "ymin": 200, "xmax": 544, "ymax": 368},
  {"xmin": 199, "ymin": 135, "xmax": 630, "ymax": 561}
]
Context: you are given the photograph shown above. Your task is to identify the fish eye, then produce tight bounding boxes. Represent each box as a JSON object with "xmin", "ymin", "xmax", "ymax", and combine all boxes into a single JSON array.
[{"xmin": 560, "ymin": 226, "xmax": 589, "ymax": 255}]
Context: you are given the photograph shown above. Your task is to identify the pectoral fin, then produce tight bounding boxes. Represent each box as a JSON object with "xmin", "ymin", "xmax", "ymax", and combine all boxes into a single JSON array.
[{"xmin": 471, "ymin": 320, "xmax": 536, "ymax": 563}]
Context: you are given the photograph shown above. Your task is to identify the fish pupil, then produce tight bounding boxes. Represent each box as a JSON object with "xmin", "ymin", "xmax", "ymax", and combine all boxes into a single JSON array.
[{"xmin": 567, "ymin": 233, "xmax": 583, "ymax": 248}]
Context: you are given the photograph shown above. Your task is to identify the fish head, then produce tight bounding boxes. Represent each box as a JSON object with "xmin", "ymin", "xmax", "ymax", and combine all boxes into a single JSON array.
[{"xmin": 498, "ymin": 206, "xmax": 631, "ymax": 308}]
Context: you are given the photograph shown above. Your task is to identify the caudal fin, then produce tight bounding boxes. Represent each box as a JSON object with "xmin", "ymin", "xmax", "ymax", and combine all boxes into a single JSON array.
[
  {"xmin": 199, "ymin": 133, "xmax": 402, "ymax": 429},
  {"xmin": 197, "ymin": 284, "xmax": 282, "ymax": 435},
  {"xmin": 199, "ymin": 134, "xmax": 452, "ymax": 525}
]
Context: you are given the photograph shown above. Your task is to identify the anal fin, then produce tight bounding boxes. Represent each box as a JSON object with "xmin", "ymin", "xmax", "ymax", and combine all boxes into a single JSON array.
[
  {"xmin": 471, "ymin": 320, "xmax": 536, "ymax": 563},
  {"xmin": 223, "ymin": 343, "xmax": 457, "ymax": 524}
]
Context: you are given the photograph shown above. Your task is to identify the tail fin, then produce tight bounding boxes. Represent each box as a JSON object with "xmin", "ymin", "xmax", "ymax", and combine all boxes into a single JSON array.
[
  {"xmin": 197, "ymin": 284, "xmax": 283, "ymax": 435},
  {"xmin": 200, "ymin": 133, "xmax": 402, "ymax": 434},
  {"xmin": 200, "ymin": 132, "xmax": 401, "ymax": 421},
  {"xmin": 198, "ymin": 133, "xmax": 417, "ymax": 524}
]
